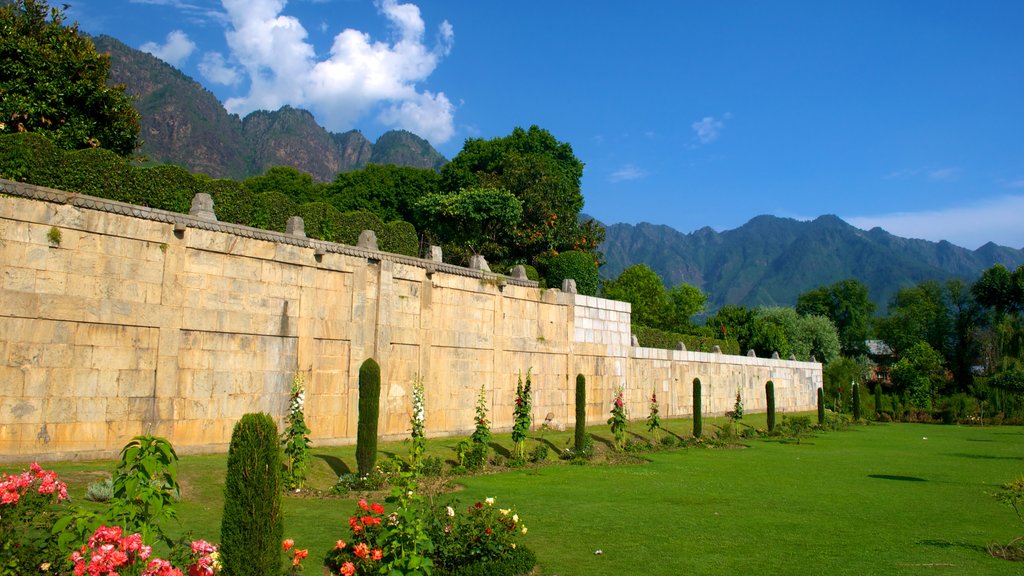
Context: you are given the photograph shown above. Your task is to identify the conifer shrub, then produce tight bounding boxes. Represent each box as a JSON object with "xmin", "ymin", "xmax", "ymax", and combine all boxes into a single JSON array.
[
  {"xmin": 220, "ymin": 412, "xmax": 283, "ymax": 576},
  {"xmin": 817, "ymin": 387, "xmax": 825, "ymax": 425},
  {"xmin": 766, "ymin": 380, "xmax": 776, "ymax": 432},
  {"xmin": 853, "ymin": 382, "xmax": 862, "ymax": 421},
  {"xmin": 575, "ymin": 374, "xmax": 586, "ymax": 452},
  {"xmin": 357, "ymin": 358, "xmax": 381, "ymax": 477},
  {"xmin": 693, "ymin": 378, "xmax": 702, "ymax": 438},
  {"xmin": 875, "ymin": 384, "xmax": 883, "ymax": 416}
]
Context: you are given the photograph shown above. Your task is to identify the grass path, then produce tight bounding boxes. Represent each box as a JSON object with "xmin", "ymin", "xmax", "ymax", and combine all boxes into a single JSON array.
[{"xmin": 30, "ymin": 421, "xmax": 1024, "ymax": 575}]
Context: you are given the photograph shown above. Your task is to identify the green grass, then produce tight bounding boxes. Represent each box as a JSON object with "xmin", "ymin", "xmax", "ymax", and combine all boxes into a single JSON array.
[{"xmin": 21, "ymin": 419, "xmax": 1024, "ymax": 575}]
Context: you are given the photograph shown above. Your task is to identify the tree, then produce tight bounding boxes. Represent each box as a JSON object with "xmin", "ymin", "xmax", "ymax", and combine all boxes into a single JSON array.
[
  {"xmin": 0, "ymin": 0, "xmax": 140, "ymax": 155},
  {"xmin": 889, "ymin": 341, "xmax": 946, "ymax": 409},
  {"xmin": 748, "ymin": 307, "xmax": 840, "ymax": 363},
  {"xmin": 328, "ymin": 164, "xmax": 441, "ymax": 224},
  {"xmin": 545, "ymin": 250, "xmax": 599, "ymax": 296},
  {"xmin": 439, "ymin": 126, "xmax": 602, "ymax": 266},
  {"xmin": 243, "ymin": 166, "xmax": 326, "ymax": 204},
  {"xmin": 666, "ymin": 283, "xmax": 707, "ymax": 329},
  {"xmin": 876, "ymin": 281, "xmax": 952, "ymax": 359},
  {"xmin": 972, "ymin": 264, "xmax": 1023, "ymax": 318},
  {"xmin": 705, "ymin": 304, "xmax": 754, "ymax": 352},
  {"xmin": 602, "ymin": 264, "xmax": 670, "ymax": 329},
  {"xmin": 796, "ymin": 278, "xmax": 875, "ymax": 357},
  {"xmin": 414, "ymin": 187, "xmax": 523, "ymax": 265}
]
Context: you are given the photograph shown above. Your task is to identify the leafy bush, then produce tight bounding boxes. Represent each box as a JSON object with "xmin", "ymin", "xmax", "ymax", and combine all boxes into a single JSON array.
[
  {"xmin": 0, "ymin": 132, "xmax": 63, "ymax": 184},
  {"xmin": 511, "ymin": 371, "xmax": 532, "ymax": 460},
  {"xmin": 420, "ymin": 456, "xmax": 445, "ymax": 477},
  {"xmin": 471, "ymin": 384, "xmax": 491, "ymax": 447},
  {"xmin": 134, "ymin": 164, "xmax": 200, "ymax": 213},
  {"xmin": 607, "ymin": 385, "xmax": 627, "ymax": 451},
  {"xmin": 528, "ymin": 444, "xmax": 549, "ymax": 463},
  {"xmin": 339, "ymin": 210, "xmax": 386, "ymax": 246},
  {"xmin": 544, "ymin": 250, "xmax": 598, "ymax": 295},
  {"xmin": 433, "ymin": 545, "xmax": 536, "ymax": 576},
  {"xmin": 381, "ymin": 219, "xmax": 419, "ymax": 256},
  {"xmin": 297, "ymin": 201, "xmax": 345, "ymax": 242},
  {"xmin": 84, "ymin": 477, "xmax": 113, "ymax": 502},
  {"xmin": 357, "ymin": 358, "xmax": 382, "ymax": 477},
  {"xmin": 108, "ymin": 435, "xmax": 180, "ymax": 547},
  {"xmin": 332, "ymin": 470, "xmax": 389, "ymax": 495},
  {"xmin": 427, "ymin": 497, "xmax": 530, "ymax": 574},
  {"xmin": 55, "ymin": 147, "xmax": 139, "ymax": 204},
  {"xmin": 248, "ymin": 191, "xmax": 297, "ymax": 232},
  {"xmin": 634, "ymin": 325, "xmax": 739, "ymax": 355},
  {"xmin": 281, "ymin": 373, "xmax": 312, "ymax": 490},
  {"xmin": 207, "ymin": 177, "xmax": 256, "ymax": 225},
  {"xmin": 0, "ymin": 463, "xmax": 69, "ymax": 574},
  {"xmin": 560, "ymin": 433, "xmax": 593, "ymax": 462},
  {"xmin": 221, "ymin": 413, "xmax": 284, "ymax": 576}
]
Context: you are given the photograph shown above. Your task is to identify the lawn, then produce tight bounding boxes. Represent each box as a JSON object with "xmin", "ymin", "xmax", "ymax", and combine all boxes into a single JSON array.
[{"xmin": 28, "ymin": 418, "xmax": 1024, "ymax": 575}]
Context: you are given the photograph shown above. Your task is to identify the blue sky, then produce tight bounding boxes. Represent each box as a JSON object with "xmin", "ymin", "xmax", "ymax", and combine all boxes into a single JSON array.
[{"xmin": 67, "ymin": 1, "xmax": 1024, "ymax": 249}]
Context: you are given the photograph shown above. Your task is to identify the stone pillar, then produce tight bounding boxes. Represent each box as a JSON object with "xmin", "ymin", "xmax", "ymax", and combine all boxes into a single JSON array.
[
  {"xmin": 188, "ymin": 193, "xmax": 217, "ymax": 221},
  {"xmin": 357, "ymin": 230, "xmax": 378, "ymax": 251},
  {"xmin": 286, "ymin": 216, "xmax": 305, "ymax": 237}
]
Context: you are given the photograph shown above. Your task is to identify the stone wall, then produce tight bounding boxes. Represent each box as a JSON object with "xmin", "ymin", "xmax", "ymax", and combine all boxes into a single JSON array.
[{"xmin": 0, "ymin": 180, "xmax": 822, "ymax": 462}]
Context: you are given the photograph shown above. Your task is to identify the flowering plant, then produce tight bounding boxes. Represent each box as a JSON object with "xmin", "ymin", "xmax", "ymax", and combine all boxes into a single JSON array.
[
  {"xmin": 607, "ymin": 385, "xmax": 628, "ymax": 450},
  {"xmin": 324, "ymin": 495, "xmax": 429, "ymax": 576},
  {"xmin": 68, "ymin": 526, "xmax": 220, "ymax": 576},
  {"xmin": 646, "ymin": 390, "xmax": 662, "ymax": 443},
  {"xmin": 184, "ymin": 540, "xmax": 221, "ymax": 576},
  {"xmin": 282, "ymin": 373, "xmax": 312, "ymax": 490},
  {"xmin": 428, "ymin": 496, "xmax": 528, "ymax": 572},
  {"xmin": 282, "ymin": 538, "xmax": 309, "ymax": 574},
  {"xmin": 0, "ymin": 462, "xmax": 69, "ymax": 574},
  {"xmin": 410, "ymin": 377, "xmax": 426, "ymax": 464},
  {"xmin": 511, "ymin": 371, "xmax": 533, "ymax": 460},
  {"xmin": 470, "ymin": 384, "xmax": 491, "ymax": 447}
]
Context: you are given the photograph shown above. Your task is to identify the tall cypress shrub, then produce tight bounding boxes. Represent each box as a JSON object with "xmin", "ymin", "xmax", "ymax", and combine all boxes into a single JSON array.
[
  {"xmin": 817, "ymin": 387, "xmax": 825, "ymax": 425},
  {"xmin": 574, "ymin": 374, "xmax": 586, "ymax": 452},
  {"xmin": 875, "ymin": 384, "xmax": 883, "ymax": 416},
  {"xmin": 693, "ymin": 378, "xmax": 703, "ymax": 438},
  {"xmin": 765, "ymin": 380, "xmax": 776, "ymax": 432},
  {"xmin": 220, "ymin": 413, "xmax": 283, "ymax": 576},
  {"xmin": 357, "ymin": 358, "xmax": 381, "ymax": 476},
  {"xmin": 853, "ymin": 382, "xmax": 862, "ymax": 421}
]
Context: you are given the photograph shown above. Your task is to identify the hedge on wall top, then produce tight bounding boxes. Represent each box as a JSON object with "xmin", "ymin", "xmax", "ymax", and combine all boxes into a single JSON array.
[
  {"xmin": 544, "ymin": 250, "xmax": 598, "ymax": 296},
  {"xmin": 380, "ymin": 219, "xmax": 419, "ymax": 257},
  {"xmin": 0, "ymin": 133, "xmax": 63, "ymax": 185},
  {"xmin": 207, "ymin": 178, "xmax": 255, "ymax": 226},
  {"xmin": 634, "ymin": 325, "xmax": 740, "ymax": 355},
  {"xmin": 298, "ymin": 201, "xmax": 345, "ymax": 242},
  {"xmin": 249, "ymin": 191, "xmax": 298, "ymax": 233},
  {"xmin": 338, "ymin": 210, "xmax": 385, "ymax": 246},
  {"xmin": 135, "ymin": 164, "xmax": 201, "ymax": 214},
  {"xmin": 54, "ymin": 147, "xmax": 139, "ymax": 204}
]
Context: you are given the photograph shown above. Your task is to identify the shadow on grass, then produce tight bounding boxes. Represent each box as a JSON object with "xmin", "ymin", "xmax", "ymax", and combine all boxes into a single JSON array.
[
  {"xmin": 589, "ymin": 434, "xmax": 615, "ymax": 450},
  {"xmin": 946, "ymin": 452, "xmax": 1023, "ymax": 461},
  {"xmin": 316, "ymin": 454, "xmax": 350, "ymax": 476},
  {"xmin": 917, "ymin": 539, "xmax": 988, "ymax": 554},
  {"xmin": 534, "ymin": 437, "xmax": 562, "ymax": 455},
  {"xmin": 490, "ymin": 442, "xmax": 511, "ymax": 459},
  {"xmin": 965, "ymin": 438, "xmax": 995, "ymax": 442},
  {"xmin": 868, "ymin": 474, "xmax": 926, "ymax": 482}
]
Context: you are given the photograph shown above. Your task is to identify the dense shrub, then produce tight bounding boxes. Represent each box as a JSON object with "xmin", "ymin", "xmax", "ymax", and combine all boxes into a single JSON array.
[
  {"xmin": 0, "ymin": 132, "xmax": 63, "ymax": 185},
  {"xmin": 55, "ymin": 147, "xmax": 139, "ymax": 203},
  {"xmin": 544, "ymin": 250, "xmax": 598, "ymax": 295},
  {"xmin": 766, "ymin": 380, "xmax": 776, "ymax": 432},
  {"xmin": 248, "ymin": 191, "xmax": 297, "ymax": 232},
  {"xmin": 433, "ymin": 546, "xmax": 536, "ymax": 576},
  {"xmin": 575, "ymin": 374, "xmax": 587, "ymax": 452},
  {"xmin": 206, "ymin": 178, "xmax": 255, "ymax": 225},
  {"xmin": 634, "ymin": 325, "xmax": 740, "ymax": 355},
  {"xmin": 134, "ymin": 164, "xmax": 200, "ymax": 213},
  {"xmin": 297, "ymin": 201, "xmax": 345, "ymax": 242},
  {"xmin": 693, "ymin": 378, "xmax": 703, "ymax": 438},
  {"xmin": 817, "ymin": 388, "xmax": 826, "ymax": 425},
  {"xmin": 339, "ymin": 210, "xmax": 385, "ymax": 246},
  {"xmin": 380, "ymin": 219, "xmax": 419, "ymax": 256},
  {"xmin": 220, "ymin": 413, "xmax": 283, "ymax": 576},
  {"xmin": 852, "ymin": 382, "xmax": 862, "ymax": 421},
  {"xmin": 357, "ymin": 358, "xmax": 381, "ymax": 477}
]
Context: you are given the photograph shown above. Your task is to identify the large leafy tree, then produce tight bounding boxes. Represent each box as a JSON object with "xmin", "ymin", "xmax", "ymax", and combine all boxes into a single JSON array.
[
  {"xmin": 876, "ymin": 281, "xmax": 952, "ymax": 360},
  {"xmin": 243, "ymin": 166, "xmax": 327, "ymax": 204},
  {"xmin": 439, "ymin": 125, "xmax": 602, "ymax": 266},
  {"xmin": 0, "ymin": 0, "xmax": 140, "ymax": 155},
  {"xmin": 414, "ymin": 187, "xmax": 523, "ymax": 265},
  {"xmin": 602, "ymin": 264, "xmax": 670, "ymax": 329},
  {"xmin": 328, "ymin": 164, "xmax": 441, "ymax": 224},
  {"xmin": 796, "ymin": 278, "xmax": 875, "ymax": 357}
]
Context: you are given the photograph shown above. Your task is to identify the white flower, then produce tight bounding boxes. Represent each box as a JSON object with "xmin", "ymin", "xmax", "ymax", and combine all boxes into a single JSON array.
[
  {"xmin": 521, "ymin": 526, "xmax": 528, "ymax": 534},
  {"xmin": 446, "ymin": 506, "xmax": 455, "ymax": 517},
  {"xmin": 485, "ymin": 497, "xmax": 495, "ymax": 506},
  {"xmin": 512, "ymin": 514, "xmax": 518, "ymax": 523},
  {"xmin": 499, "ymin": 508, "xmax": 510, "ymax": 516}
]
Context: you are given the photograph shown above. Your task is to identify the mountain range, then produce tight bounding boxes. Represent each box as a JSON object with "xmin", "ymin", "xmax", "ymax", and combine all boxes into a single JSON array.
[
  {"xmin": 93, "ymin": 34, "xmax": 1024, "ymax": 312},
  {"xmin": 93, "ymin": 35, "xmax": 446, "ymax": 183},
  {"xmin": 599, "ymin": 215, "xmax": 1024, "ymax": 311}
]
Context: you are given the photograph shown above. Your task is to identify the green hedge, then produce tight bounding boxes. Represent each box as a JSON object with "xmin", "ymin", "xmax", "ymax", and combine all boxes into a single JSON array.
[
  {"xmin": 55, "ymin": 147, "xmax": 139, "ymax": 204},
  {"xmin": 380, "ymin": 219, "xmax": 419, "ymax": 257},
  {"xmin": 207, "ymin": 178, "xmax": 256, "ymax": 226},
  {"xmin": 544, "ymin": 250, "xmax": 598, "ymax": 296},
  {"xmin": 134, "ymin": 164, "xmax": 200, "ymax": 213},
  {"xmin": 0, "ymin": 133, "xmax": 63, "ymax": 186},
  {"xmin": 338, "ymin": 210, "xmax": 385, "ymax": 246},
  {"xmin": 634, "ymin": 325, "xmax": 740, "ymax": 355},
  {"xmin": 298, "ymin": 201, "xmax": 345, "ymax": 242}
]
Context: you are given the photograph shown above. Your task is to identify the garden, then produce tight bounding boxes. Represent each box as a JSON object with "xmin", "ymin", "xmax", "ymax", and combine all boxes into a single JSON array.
[{"xmin": 3, "ymin": 370, "xmax": 1023, "ymax": 575}]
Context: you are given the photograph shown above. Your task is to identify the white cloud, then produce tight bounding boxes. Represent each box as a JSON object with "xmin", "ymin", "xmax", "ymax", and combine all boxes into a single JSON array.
[
  {"xmin": 691, "ymin": 115, "xmax": 725, "ymax": 144},
  {"xmin": 198, "ymin": 52, "xmax": 242, "ymax": 86},
  {"xmin": 216, "ymin": 0, "xmax": 456, "ymax": 143},
  {"xmin": 928, "ymin": 167, "xmax": 960, "ymax": 181},
  {"xmin": 883, "ymin": 166, "xmax": 961, "ymax": 182},
  {"xmin": 609, "ymin": 164, "xmax": 649, "ymax": 183},
  {"xmin": 846, "ymin": 195, "xmax": 1024, "ymax": 250},
  {"xmin": 140, "ymin": 30, "xmax": 197, "ymax": 67}
]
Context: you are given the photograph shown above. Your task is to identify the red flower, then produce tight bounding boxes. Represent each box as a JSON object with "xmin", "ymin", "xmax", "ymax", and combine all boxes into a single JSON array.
[
  {"xmin": 353, "ymin": 543, "xmax": 369, "ymax": 559},
  {"xmin": 282, "ymin": 539, "xmax": 294, "ymax": 551},
  {"xmin": 292, "ymin": 549, "xmax": 308, "ymax": 566},
  {"xmin": 371, "ymin": 502, "xmax": 385, "ymax": 514},
  {"xmin": 371, "ymin": 548, "xmax": 382, "ymax": 561},
  {"xmin": 340, "ymin": 562, "xmax": 356, "ymax": 576},
  {"xmin": 358, "ymin": 499, "xmax": 370, "ymax": 511},
  {"xmin": 335, "ymin": 540, "xmax": 346, "ymax": 550}
]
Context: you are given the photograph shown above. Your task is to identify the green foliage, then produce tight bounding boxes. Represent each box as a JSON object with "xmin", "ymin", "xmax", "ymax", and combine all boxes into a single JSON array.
[
  {"xmin": 633, "ymin": 325, "xmax": 740, "ymax": 354},
  {"xmin": 471, "ymin": 384, "xmax": 491, "ymax": 447},
  {"xmin": 750, "ymin": 307, "xmax": 840, "ymax": 363},
  {"xmin": 0, "ymin": 463, "xmax": 68, "ymax": 575},
  {"xmin": 84, "ymin": 477, "xmax": 113, "ymax": 503},
  {"xmin": 206, "ymin": 178, "xmax": 256, "ymax": 225},
  {"xmin": 433, "ymin": 545, "xmax": 536, "ymax": 576},
  {"xmin": 134, "ymin": 164, "xmax": 200, "ymax": 213},
  {"xmin": 797, "ymin": 278, "xmax": 876, "ymax": 357},
  {"xmin": 607, "ymin": 385, "xmax": 627, "ymax": 451},
  {"xmin": 357, "ymin": 358, "xmax": 382, "ymax": 477},
  {"xmin": 730, "ymin": 387, "xmax": 744, "ymax": 422},
  {"xmin": 426, "ymin": 496, "xmax": 532, "ymax": 576},
  {"xmin": 890, "ymin": 341, "xmax": 946, "ymax": 409},
  {"xmin": 415, "ymin": 187, "xmax": 523, "ymax": 265},
  {"xmin": 693, "ymin": 378, "xmax": 702, "ymax": 438},
  {"xmin": 107, "ymin": 435, "xmax": 180, "ymax": 547},
  {"xmin": 646, "ymin": 389, "xmax": 662, "ymax": 442},
  {"xmin": 602, "ymin": 264, "xmax": 670, "ymax": 329},
  {"xmin": 852, "ymin": 382, "xmax": 862, "ymax": 421},
  {"xmin": 0, "ymin": 0, "xmax": 140, "ymax": 155},
  {"xmin": 248, "ymin": 190, "xmax": 297, "ymax": 232},
  {"xmin": 511, "ymin": 371, "xmax": 533, "ymax": 460},
  {"xmin": 876, "ymin": 280, "xmax": 952, "ymax": 359},
  {"xmin": 705, "ymin": 305, "xmax": 755, "ymax": 352},
  {"xmin": 875, "ymin": 383, "xmax": 884, "ymax": 415},
  {"xmin": 544, "ymin": 250, "xmax": 598, "ymax": 296},
  {"xmin": 297, "ymin": 201, "xmax": 345, "ymax": 242},
  {"xmin": 338, "ymin": 210, "xmax": 385, "ymax": 247},
  {"xmin": 574, "ymin": 374, "xmax": 587, "ymax": 452},
  {"xmin": 329, "ymin": 163, "xmax": 441, "ymax": 224},
  {"xmin": 766, "ymin": 381, "xmax": 776, "ymax": 431},
  {"xmin": 972, "ymin": 264, "xmax": 1023, "ymax": 317},
  {"xmin": 667, "ymin": 283, "xmax": 708, "ymax": 329},
  {"xmin": 0, "ymin": 132, "xmax": 62, "ymax": 184},
  {"xmin": 381, "ymin": 219, "xmax": 419, "ymax": 257},
  {"xmin": 221, "ymin": 413, "xmax": 284, "ymax": 576},
  {"xmin": 54, "ymin": 147, "xmax": 138, "ymax": 203},
  {"xmin": 410, "ymin": 377, "xmax": 426, "ymax": 466},
  {"xmin": 281, "ymin": 373, "xmax": 312, "ymax": 490},
  {"xmin": 824, "ymin": 356, "xmax": 869, "ymax": 410},
  {"xmin": 244, "ymin": 165, "xmax": 326, "ymax": 204},
  {"xmin": 817, "ymin": 388, "xmax": 826, "ymax": 424},
  {"xmin": 46, "ymin": 226, "xmax": 60, "ymax": 246}
]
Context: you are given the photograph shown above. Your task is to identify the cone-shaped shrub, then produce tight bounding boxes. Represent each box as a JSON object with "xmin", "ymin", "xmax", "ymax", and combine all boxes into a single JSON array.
[
  {"xmin": 220, "ymin": 413, "xmax": 283, "ymax": 576},
  {"xmin": 817, "ymin": 387, "xmax": 825, "ymax": 425},
  {"xmin": 766, "ymin": 380, "xmax": 776, "ymax": 432},
  {"xmin": 574, "ymin": 374, "xmax": 586, "ymax": 452},
  {"xmin": 357, "ymin": 358, "xmax": 381, "ymax": 477},
  {"xmin": 853, "ymin": 382, "xmax": 862, "ymax": 421},
  {"xmin": 693, "ymin": 378, "xmax": 703, "ymax": 438},
  {"xmin": 875, "ymin": 384, "xmax": 883, "ymax": 415}
]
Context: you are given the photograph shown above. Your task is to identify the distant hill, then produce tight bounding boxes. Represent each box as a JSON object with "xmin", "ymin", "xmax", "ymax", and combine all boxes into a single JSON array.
[
  {"xmin": 600, "ymin": 215, "xmax": 1024, "ymax": 311},
  {"xmin": 93, "ymin": 35, "xmax": 446, "ymax": 182}
]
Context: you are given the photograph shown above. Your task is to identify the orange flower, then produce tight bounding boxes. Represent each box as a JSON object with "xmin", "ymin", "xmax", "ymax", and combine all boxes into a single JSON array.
[
  {"xmin": 353, "ymin": 542, "xmax": 369, "ymax": 559},
  {"xmin": 282, "ymin": 539, "xmax": 294, "ymax": 551},
  {"xmin": 340, "ymin": 561, "xmax": 355, "ymax": 576},
  {"xmin": 292, "ymin": 549, "xmax": 308, "ymax": 566},
  {"xmin": 335, "ymin": 540, "xmax": 346, "ymax": 550},
  {"xmin": 371, "ymin": 548, "xmax": 382, "ymax": 561}
]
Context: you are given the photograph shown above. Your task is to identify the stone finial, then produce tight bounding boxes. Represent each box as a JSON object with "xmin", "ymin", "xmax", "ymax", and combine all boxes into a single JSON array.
[
  {"xmin": 429, "ymin": 245, "xmax": 443, "ymax": 262},
  {"xmin": 789, "ymin": 354, "xmax": 797, "ymax": 361},
  {"xmin": 357, "ymin": 229, "xmax": 378, "ymax": 251},
  {"xmin": 675, "ymin": 342, "xmax": 687, "ymax": 351},
  {"xmin": 747, "ymin": 349, "xmax": 756, "ymax": 357},
  {"xmin": 809, "ymin": 355, "xmax": 817, "ymax": 363},
  {"xmin": 771, "ymin": 351, "xmax": 780, "ymax": 359},
  {"xmin": 510, "ymin": 265, "xmax": 528, "ymax": 280},
  {"xmin": 631, "ymin": 334, "xmax": 639, "ymax": 347},
  {"xmin": 562, "ymin": 279, "xmax": 577, "ymax": 294},
  {"xmin": 286, "ymin": 216, "xmax": 305, "ymax": 237},
  {"xmin": 711, "ymin": 345, "xmax": 722, "ymax": 354},
  {"xmin": 188, "ymin": 193, "xmax": 216, "ymax": 221},
  {"xmin": 469, "ymin": 254, "xmax": 490, "ymax": 272}
]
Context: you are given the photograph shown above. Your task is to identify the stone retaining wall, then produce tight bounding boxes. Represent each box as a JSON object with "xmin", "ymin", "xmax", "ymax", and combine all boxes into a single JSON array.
[{"xmin": 0, "ymin": 179, "xmax": 822, "ymax": 462}]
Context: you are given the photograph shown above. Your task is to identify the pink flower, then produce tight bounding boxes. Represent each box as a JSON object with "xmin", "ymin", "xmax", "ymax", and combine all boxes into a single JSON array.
[{"xmin": 358, "ymin": 499, "xmax": 370, "ymax": 511}]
